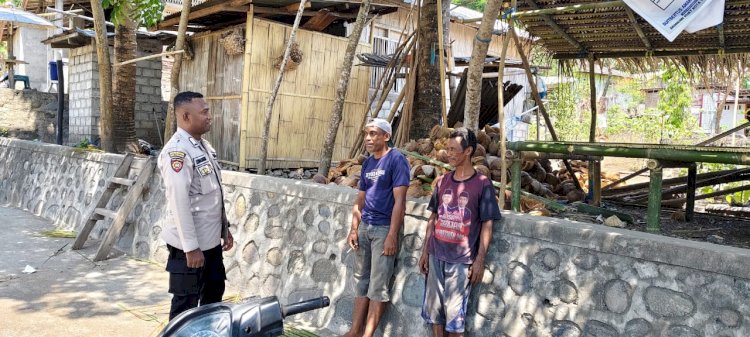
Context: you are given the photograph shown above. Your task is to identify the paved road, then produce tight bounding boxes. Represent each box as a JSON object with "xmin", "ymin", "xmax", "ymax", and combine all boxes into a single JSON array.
[{"xmin": 0, "ymin": 206, "xmax": 171, "ymax": 337}]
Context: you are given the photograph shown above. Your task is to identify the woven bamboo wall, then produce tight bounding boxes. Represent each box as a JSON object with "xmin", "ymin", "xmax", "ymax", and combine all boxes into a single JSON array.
[
  {"xmin": 244, "ymin": 19, "xmax": 371, "ymax": 168},
  {"xmin": 180, "ymin": 19, "xmax": 371, "ymax": 169},
  {"xmin": 179, "ymin": 28, "xmax": 243, "ymax": 165}
]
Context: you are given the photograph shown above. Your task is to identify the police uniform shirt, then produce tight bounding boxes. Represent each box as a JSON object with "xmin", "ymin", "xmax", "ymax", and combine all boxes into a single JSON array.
[{"xmin": 158, "ymin": 127, "xmax": 224, "ymax": 252}]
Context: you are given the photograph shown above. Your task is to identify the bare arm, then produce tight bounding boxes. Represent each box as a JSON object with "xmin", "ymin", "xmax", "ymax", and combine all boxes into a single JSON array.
[
  {"xmin": 383, "ymin": 186, "xmax": 407, "ymax": 256},
  {"xmin": 469, "ymin": 219, "xmax": 494, "ymax": 284},
  {"xmin": 419, "ymin": 213, "xmax": 437, "ymax": 274},
  {"xmin": 347, "ymin": 191, "xmax": 366, "ymax": 250}
]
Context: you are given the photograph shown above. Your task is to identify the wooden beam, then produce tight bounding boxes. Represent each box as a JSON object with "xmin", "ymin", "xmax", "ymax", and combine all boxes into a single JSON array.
[
  {"xmin": 284, "ymin": 1, "xmax": 312, "ymax": 12},
  {"xmin": 302, "ymin": 8, "xmax": 338, "ymax": 31},
  {"xmin": 253, "ymin": 6, "xmax": 363, "ymax": 19},
  {"xmin": 526, "ymin": 0, "xmax": 585, "ymax": 52},
  {"xmin": 158, "ymin": 3, "xmax": 249, "ymax": 29},
  {"xmin": 623, "ymin": 6, "xmax": 651, "ymax": 50},
  {"xmin": 555, "ymin": 47, "xmax": 750, "ymax": 59},
  {"xmin": 514, "ymin": 1, "xmax": 625, "ymax": 17},
  {"xmin": 718, "ymin": 23, "xmax": 725, "ymax": 48}
]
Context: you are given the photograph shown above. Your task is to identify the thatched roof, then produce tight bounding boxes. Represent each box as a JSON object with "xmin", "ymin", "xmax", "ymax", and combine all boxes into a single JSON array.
[{"xmin": 514, "ymin": 0, "xmax": 750, "ymax": 70}]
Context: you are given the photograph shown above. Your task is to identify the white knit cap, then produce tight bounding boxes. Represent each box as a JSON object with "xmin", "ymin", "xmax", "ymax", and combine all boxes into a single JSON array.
[{"xmin": 365, "ymin": 118, "xmax": 392, "ymax": 135}]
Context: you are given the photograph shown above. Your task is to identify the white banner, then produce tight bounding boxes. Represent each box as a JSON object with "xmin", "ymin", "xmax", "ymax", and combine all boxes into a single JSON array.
[
  {"xmin": 685, "ymin": 0, "xmax": 725, "ymax": 33},
  {"xmin": 622, "ymin": 0, "xmax": 720, "ymax": 42}
]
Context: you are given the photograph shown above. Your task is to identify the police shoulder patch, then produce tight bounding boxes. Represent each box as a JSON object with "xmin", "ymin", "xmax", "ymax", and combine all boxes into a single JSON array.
[{"xmin": 168, "ymin": 151, "xmax": 186, "ymax": 173}]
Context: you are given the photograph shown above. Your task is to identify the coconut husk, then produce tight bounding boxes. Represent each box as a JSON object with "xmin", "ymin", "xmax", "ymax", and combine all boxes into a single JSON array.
[
  {"xmin": 340, "ymin": 176, "xmax": 359, "ymax": 188},
  {"xmin": 417, "ymin": 139, "xmax": 434, "ymax": 155},
  {"xmin": 404, "ymin": 141, "xmax": 419, "ymax": 153},
  {"xmin": 410, "ymin": 165, "xmax": 425, "ymax": 179},
  {"xmin": 327, "ymin": 169, "xmax": 343, "ymax": 181},
  {"xmin": 474, "ymin": 165, "xmax": 490, "ymax": 177},
  {"xmin": 528, "ymin": 209, "xmax": 552, "ymax": 217},
  {"xmin": 539, "ymin": 159, "xmax": 553, "ymax": 174},
  {"xmin": 454, "ymin": 121, "xmax": 464, "ymax": 128},
  {"xmin": 483, "ymin": 124, "xmax": 499, "ymax": 136},
  {"xmin": 566, "ymin": 189, "xmax": 585, "ymax": 203},
  {"xmin": 334, "ymin": 176, "xmax": 346, "ymax": 185},
  {"xmin": 473, "ymin": 144, "xmax": 486, "ymax": 158},
  {"xmin": 521, "ymin": 159, "xmax": 535, "ymax": 171},
  {"xmin": 430, "ymin": 125, "xmax": 452, "ymax": 140},
  {"xmin": 407, "ymin": 180, "xmax": 425, "ymax": 198},
  {"xmin": 472, "ymin": 156, "xmax": 488, "ymax": 167},
  {"xmin": 347, "ymin": 165, "xmax": 362, "ymax": 178},
  {"xmin": 491, "ymin": 169, "xmax": 504, "ymax": 181},
  {"xmin": 487, "ymin": 156, "xmax": 501, "ymax": 171},
  {"xmin": 520, "ymin": 171, "xmax": 533, "ymax": 187},
  {"xmin": 422, "ymin": 165, "xmax": 437, "ymax": 178},
  {"xmin": 436, "ymin": 149, "xmax": 449, "ymax": 163},
  {"xmin": 477, "ymin": 131, "xmax": 491, "ymax": 149},
  {"xmin": 531, "ymin": 166, "xmax": 547, "ymax": 182},
  {"xmin": 520, "ymin": 196, "xmax": 546, "ymax": 212},
  {"xmin": 488, "ymin": 141, "xmax": 500, "ymax": 156},
  {"xmin": 545, "ymin": 173, "xmax": 560, "ymax": 187},
  {"xmin": 356, "ymin": 154, "xmax": 368, "ymax": 165},
  {"xmin": 312, "ymin": 174, "xmax": 328, "ymax": 184},
  {"xmin": 433, "ymin": 138, "xmax": 448, "ymax": 151}
]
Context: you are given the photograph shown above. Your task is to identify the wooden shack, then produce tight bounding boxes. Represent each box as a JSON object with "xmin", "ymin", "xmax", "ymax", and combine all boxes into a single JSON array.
[{"xmin": 160, "ymin": 0, "xmax": 397, "ymax": 170}]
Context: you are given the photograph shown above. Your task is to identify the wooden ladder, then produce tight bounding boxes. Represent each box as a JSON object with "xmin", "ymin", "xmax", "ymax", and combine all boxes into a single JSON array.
[{"xmin": 72, "ymin": 153, "xmax": 156, "ymax": 261}]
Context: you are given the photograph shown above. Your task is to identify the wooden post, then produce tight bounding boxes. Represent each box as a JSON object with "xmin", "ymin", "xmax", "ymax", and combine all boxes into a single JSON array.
[
  {"xmin": 239, "ymin": 6, "xmax": 254, "ymax": 171},
  {"xmin": 511, "ymin": 157, "xmax": 522, "ymax": 211},
  {"xmin": 647, "ymin": 165, "xmax": 663, "ymax": 232},
  {"xmin": 588, "ymin": 55, "xmax": 597, "ymax": 142},
  {"xmin": 591, "ymin": 159, "xmax": 601, "ymax": 206},
  {"xmin": 56, "ymin": 59, "xmax": 64, "ymax": 145},
  {"xmin": 686, "ymin": 164, "xmax": 697, "ymax": 222}
]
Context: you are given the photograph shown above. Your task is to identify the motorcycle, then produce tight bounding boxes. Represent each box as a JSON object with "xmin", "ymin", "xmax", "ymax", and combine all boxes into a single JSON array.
[{"xmin": 157, "ymin": 296, "xmax": 330, "ymax": 337}]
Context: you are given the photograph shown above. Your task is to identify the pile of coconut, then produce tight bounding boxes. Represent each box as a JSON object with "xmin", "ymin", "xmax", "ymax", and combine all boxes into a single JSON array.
[{"xmin": 317, "ymin": 125, "xmax": 620, "ymax": 209}]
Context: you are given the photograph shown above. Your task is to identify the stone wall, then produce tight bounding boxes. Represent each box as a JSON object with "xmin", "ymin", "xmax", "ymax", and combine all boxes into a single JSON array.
[
  {"xmin": 3, "ymin": 138, "xmax": 750, "ymax": 337},
  {"xmin": 68, "ymin": 40, "xmax": 165, "ymax": 146},
  {"xmin": 0, "ymin": 89, "xmax": 67, "ymax": 143}
]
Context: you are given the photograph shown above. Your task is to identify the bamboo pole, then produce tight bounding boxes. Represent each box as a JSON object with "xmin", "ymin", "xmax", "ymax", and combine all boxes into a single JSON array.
[
  {"xmin": 113, "ymin": 50, "xmax": 184, "ymax": 67},
  {"xmin": 604, "ymin": 168, "xmax": 749, "ymax": 197},
  {"xmin": 497, "ymin": 0, "xmax": 514, "ymax": 209},
  {"xmin": 602, "ymin": 122, "xmax": 750, "ymax": 191},
  {"xmin": 554, "ymin": 47, "xmax": 750, "ymax": 60},
  {"xmin": 513, "ymin": 1, "xmax": 625, "ymax": 17},
  {"xmin": 508, "ymin": 141, "xmax": 750, "ymax": 166},
  {"xmin": 258, "ymin": 0, "xmax": 307, "ymax": 174},
  {"xmin": 238, "ymin": 6, "xmax": 254, "ymax": 171},
  {"xmin": 436, "ymin": 0, "xmax": 448, "ymax": 125},
  {"xmin": 647, "ymin": 165, "xmax": 663, "ymax": 232},
  {"xmin": 511, "ymin": 158, "xmax": 522, "ymax": 211}
]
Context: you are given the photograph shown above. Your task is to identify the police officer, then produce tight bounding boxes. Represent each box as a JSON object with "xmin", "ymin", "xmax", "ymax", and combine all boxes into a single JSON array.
[{"xmin": 158, "ymin": 91, "xmax": 234, "ymax": 320}]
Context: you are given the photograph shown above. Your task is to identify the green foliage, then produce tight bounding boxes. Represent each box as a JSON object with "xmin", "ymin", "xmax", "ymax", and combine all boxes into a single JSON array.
[
  {"xmin": 452, "ymin": 0, "xmax": 487, "ymax": 12},
  {"xmin": 103, "ymin": 0, "xmax": 164, "ymax": 28},
  {"xmin": 695, "ymin": 163, "xmax": 750, "ymax": 204},
  {"xmin": 658, "ymin": 66, "xmax": 693, "ymax": 130},
  {"xmin": 0, "ymin": 127, "xmax": 9, "ymax": 137}
]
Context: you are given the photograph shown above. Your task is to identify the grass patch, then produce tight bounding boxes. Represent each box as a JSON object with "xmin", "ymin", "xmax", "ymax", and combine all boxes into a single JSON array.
[{"xmin": 39, "ymin": 229, "xmax": 77, "ymax": 238}]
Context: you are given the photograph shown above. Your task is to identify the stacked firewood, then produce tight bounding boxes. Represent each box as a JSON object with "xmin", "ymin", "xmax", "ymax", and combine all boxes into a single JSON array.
[{"xmin": 319, "ymin": 125, "xmax": 619, "ymax": 208}]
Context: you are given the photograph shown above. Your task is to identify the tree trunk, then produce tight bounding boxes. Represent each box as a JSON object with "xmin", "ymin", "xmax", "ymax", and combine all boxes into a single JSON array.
[
  {"xmin": 163, "ymin": 0, "xmax": 192, "ymax": 140},
  {"xmin": 318, "ymin": 0, "xmax": 371, "ymax": 177},
  {"xmin": 715, "ymin": 80, "xmax": 731, "ymax": 134},
  {"xmin": 410, "ymin": 0, "xmax": 441, "ymax": 139},
  {"xmin": 463, "ymin": 0, "xmax": 503, "ymax": 131},
  {"xmin": 258, "ymin": 0, "xmax": 308, "ymax": 174},
  {"xmin": 90, "ymin": 0, "xmax": 114, "ymax": 152},
  {"xmin": 113, "ymin": 5, "xmax": 139, "ymax": 153}
]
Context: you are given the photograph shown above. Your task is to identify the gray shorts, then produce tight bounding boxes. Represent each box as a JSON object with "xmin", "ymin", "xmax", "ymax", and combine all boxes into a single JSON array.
[
  {"xmin": 353, "ymin": 223, "xmax": 398, "ymax": 302},
  {"xmin": 421, "ymin": 255, "xmax": 472, "ymax": 333}
]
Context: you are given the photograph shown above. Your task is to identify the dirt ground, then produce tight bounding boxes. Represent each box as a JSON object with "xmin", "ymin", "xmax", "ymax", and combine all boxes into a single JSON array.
[{"xmin": 563, "ymin": 157, "xmax": 750, "ymax": 249}]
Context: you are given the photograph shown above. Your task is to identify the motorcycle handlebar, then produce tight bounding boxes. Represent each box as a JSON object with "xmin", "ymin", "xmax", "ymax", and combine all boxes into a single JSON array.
[{"xmin": 282, "ymin": 296, "xmax": 331, "ymax": 318}]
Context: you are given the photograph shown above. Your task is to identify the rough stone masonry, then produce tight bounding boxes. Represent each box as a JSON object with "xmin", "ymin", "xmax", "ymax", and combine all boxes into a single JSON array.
[{"xmin": 2, "ymin": 137, "xmax": 750, "ymax": 337}]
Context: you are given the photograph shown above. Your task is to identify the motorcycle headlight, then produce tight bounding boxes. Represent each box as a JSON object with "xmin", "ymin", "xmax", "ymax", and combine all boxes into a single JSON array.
[{"xmin": 171, "ymin": 309, "xmax": 232, "ymax": 337}]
